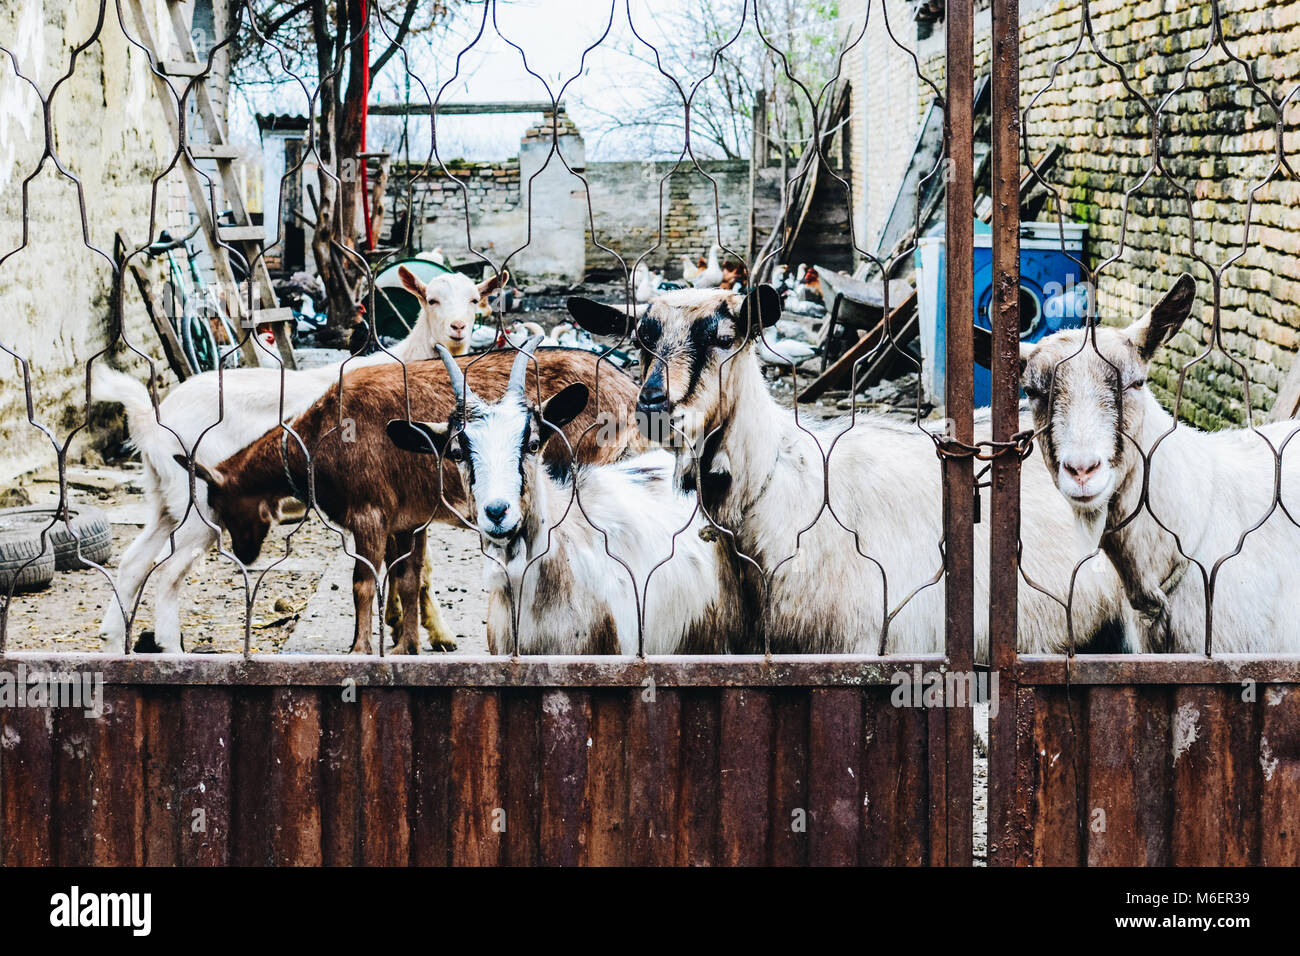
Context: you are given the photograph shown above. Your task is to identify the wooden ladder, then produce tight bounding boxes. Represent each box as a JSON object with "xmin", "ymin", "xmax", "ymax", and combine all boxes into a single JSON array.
[{"xmin": 126, "ymin": 0, "xmax": 297, "ymax": 370}]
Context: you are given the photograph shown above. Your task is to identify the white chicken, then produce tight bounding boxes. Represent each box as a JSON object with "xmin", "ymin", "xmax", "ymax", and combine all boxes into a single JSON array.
[
  {"xmin": 551, "ymin": 322, "xmax": 594, "ymax": 349},
  {"xmin": 680, "ymin": 254, "xmax": 701, "ymax": 284},
  {"xmin": 634, "ymin": 262, "xmax": 660, "ymax": 303}
]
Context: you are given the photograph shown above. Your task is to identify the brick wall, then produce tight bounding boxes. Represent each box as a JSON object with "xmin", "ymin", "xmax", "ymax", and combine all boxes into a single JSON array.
[
  {"xmin": 582, "ymin": 161, "xmax": 751, "ymax": 278},
  {"xmin": 908, "ymin": 0, "xmax": 1300, "ymax": 427},
  {"xmin": 389, "ymin": 157, "xmax": 751, "ymax": 281}
]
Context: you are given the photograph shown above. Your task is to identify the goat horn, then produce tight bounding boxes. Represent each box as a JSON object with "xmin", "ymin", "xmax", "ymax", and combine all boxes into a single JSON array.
[
  {"xmin": 508, "ymin": 334, "xmax": 543, "ymax": 395},
  {"xmin": 436, "ymin": 344, "xmax": 468, "ymax": 404}
]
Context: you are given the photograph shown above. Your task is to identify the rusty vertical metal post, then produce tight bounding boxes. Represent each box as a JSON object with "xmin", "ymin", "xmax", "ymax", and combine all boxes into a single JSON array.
[
  {"xmin": 987, "ymin": 0, "xmax": 1023, "ymax": 866},
  {"xmin": 943, "ymin": 0, "xmax": 975, "ymax": 867}
]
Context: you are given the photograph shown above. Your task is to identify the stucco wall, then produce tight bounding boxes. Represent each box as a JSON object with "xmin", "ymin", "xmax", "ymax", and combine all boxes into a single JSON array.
[{"xmin": 0, "ymin": 0, "xmax": 188, "ymax": 479}]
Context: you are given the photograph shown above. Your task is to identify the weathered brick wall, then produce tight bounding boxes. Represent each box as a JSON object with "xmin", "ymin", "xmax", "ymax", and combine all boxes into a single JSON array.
[
  {"xmin": 582, "ymin": 161, "xmax": 751, "ymax": 278},
  {"xmin": 389, "ymin": 158, "xmax": 751, "ymax": 281},
  {"xmin": 1018, "ymin": 0, "xmax": 1300, "ymax": 427},
  {"xmin": 0, "ymin": 0, "xmax": 185, "ymax": 481},
  {"xmin": 911, "ymin": 0, "xmax": 1300, "ymax": 427}
]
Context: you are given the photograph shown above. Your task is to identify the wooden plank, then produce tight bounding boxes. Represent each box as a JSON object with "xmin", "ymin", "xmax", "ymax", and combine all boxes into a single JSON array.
[
  {"xmin": 160, "ymin": 58, "xmax": 206, "ymax": 77},
  {"xmin": 718, "ymin": 688, "xmax": 773, "ymax": 865},
  {"xmin": 806, "ymin": 688, "xmax": 861, "ymax": 865},
  {"xmin": 1030, "ymin": 689, "xmax": 1086, "ymax": 866},
  {"xmin": 217, "ymin": 225, "xmax": 269, "ymax": 243},
  {"xmin": 585, "ymin": 691, "xmax": 630, "ymax": 866},
  {"xmin": 141, "ymin": 688, "xmax": 181, "ymax": 865},
  {"xmin": 368, "ymin": 100, "xmax": 564, "ymax": 116},
  {"xmin": 410, "ymin": 691, "xmax": 453, "ymax": 866},
  {"xmin": 448, "ymin": 689, "xmax": 503, "ymax": 866},
  {"xmin": 319, "ymin": 690, "xmax": 362, "ymax": 866},
  {"xmin": 268, "ymin": 687, "xmax": 322, "ymax": 865},
  {"xmin": 768, "ymin": 689, "xmax": 809, "ymax": 865},
  {"xmin": 1170, "ymin": 686, "xmax": 1252, "ymax": 865},
  {"xmin": 229, "ymin": 688, "xmax": 273, "ymax": 865},
  {"xmin": 501, "ymin": 692, "xmax": 541, "ymax": 866},
  {"xmin": 0, "ymin": 704, "xmax": 52, "ymax": 865},
  {"xmin": 625, "ymin": 686, "xmax": 681, "ymax": 865},
  {"xmin": 797, "ymin": 290, "xmax": 918, "ymax": 402},
  {"xmin": 179, "ymin": 686, "xmax": 232, "ymax": 866},
  {"xmin": 187, "ymin": 143, "xmax": 241, "ymax": 160},
  {"xmin": 862, "ymin": 694, "xmax": 930, "ymax": 866},
  {"xmin": 1259, "ymin": 684, "xmax": 1300, "ymax": 865},
  {"xmin": 117, "ymin": 230, "xmax": 193, "ymax": 382},
  {"xmin": 52, "ymin": 704, "xmax": 93, "ymax": 865},
  {"xmin": 676, "ymin": 690, "xmax": 721, "ymax": 865},
  {"xmin": 360, "ymin": 688, "xmax": 413, "ymax": 865},
  {"xmin": 539, "ymin": 689, "xmax": 592, "ymax": 866},
  {"xmin": 88, "ymin": 687, "xmax": 144, "ymax": 865},
  {"xmin": 1269, "ymin": 354, "xmax": 1300, "ymax": 422}
]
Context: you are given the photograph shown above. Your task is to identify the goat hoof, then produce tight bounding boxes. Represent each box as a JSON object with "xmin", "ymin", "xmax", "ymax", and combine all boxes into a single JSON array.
[
  {"xmin": 428, "ymin": 636, "xmax": 458, "ymax": 652},
  {"xmin": 132, "ymin": 630, "xmax": 164, "ymax": 654}
]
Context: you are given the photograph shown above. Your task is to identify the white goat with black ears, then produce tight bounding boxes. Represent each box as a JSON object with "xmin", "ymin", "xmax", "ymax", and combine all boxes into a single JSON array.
[
  {"xmin": 1019, "ymin": 273, "xmax": 1300, "ymax": 652},
  {"xmin": 568, "ymin": 285, "xmax": 1135, "ymax": 658},
  {"xmin": 386, "ymin": 337, "xmax": 745, "ymax": 655}
]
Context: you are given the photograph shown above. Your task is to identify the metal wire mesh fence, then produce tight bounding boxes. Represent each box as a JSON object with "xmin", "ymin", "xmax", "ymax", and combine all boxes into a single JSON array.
[{"xmin": 1, "ymin": 0, "xmax": 1297, "ymax": 667}]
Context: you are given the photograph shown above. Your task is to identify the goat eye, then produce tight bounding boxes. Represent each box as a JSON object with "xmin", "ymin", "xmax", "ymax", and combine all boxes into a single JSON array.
[
  {"xmin": 1126, "ymin": 379, "xmax": 1145, "ymax": 391},
  {"xmin": 1022, "ymin": 385, "xmax": 1046, "ymax": 402},
  {"xmin": 527, "ymin": 437, "xmax": 541, "ymax": 453}
]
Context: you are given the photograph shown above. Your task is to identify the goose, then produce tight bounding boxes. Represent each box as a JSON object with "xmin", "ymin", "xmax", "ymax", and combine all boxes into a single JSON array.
[{"xmin": 692, "ymin": 244, "xmax": 723, "ymax": 288}]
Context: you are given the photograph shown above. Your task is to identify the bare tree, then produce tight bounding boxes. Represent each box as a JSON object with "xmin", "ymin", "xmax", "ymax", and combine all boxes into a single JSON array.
[
  {"xmin": 231, "ymin": 0, "xmax": 453, "ymax": 335},
  {"xmin": 583, "ymin": 0, "xmax": 842, "ymax": 162}
]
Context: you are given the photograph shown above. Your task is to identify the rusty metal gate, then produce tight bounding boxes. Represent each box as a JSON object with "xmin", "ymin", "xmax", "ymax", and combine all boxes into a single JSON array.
[
  {"xmin": 981, "ymin": 0, "xmax": 1300, "ymax": 865},
  {"xmin": 2, "ymin": 0, "xmax": 1298, "ymax": 867}
]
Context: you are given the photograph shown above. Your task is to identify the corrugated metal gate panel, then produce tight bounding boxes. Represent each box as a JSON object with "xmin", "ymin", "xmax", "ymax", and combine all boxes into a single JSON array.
[
  {"xmin": 999, "ymin": 661, "xmax": 1300, "ymax": 866},
  {"xmin": 0, "ymin": 657, "xmax": 951, "ymax": 866}
]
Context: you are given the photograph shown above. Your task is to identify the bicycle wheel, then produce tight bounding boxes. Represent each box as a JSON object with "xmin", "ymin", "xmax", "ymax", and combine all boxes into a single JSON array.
[{"xmin": 181, "ymin": 304, "xmax": 220, "ymax": 373}]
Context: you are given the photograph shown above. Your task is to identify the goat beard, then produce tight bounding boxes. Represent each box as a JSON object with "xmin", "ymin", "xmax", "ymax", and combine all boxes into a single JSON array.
[{"xmin": 1073, "ymin": 504, "xmax": 1109, "ymax": 574}]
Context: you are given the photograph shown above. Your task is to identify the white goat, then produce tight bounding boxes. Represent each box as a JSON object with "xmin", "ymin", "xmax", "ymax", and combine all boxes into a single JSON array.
[
  {"xmin": 92, "ymin": 267, "xmax": 505, "ymax": 652},
  {"xmin": 386, "ymin": 338, "xmax": 744, "ymax": 655},
  {"xmin": 1020, "ymin": 273, "xmax": 1300, "ymax": 652},
  {"xmin": 568, "ymin": 285, "xmax": 1135, "ymax": 658}
]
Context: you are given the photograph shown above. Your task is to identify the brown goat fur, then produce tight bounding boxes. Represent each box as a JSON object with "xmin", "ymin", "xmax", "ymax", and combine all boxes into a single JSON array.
[{"xmin": 182, "ymin": 348, "xmax": 643, "ymax": 654}]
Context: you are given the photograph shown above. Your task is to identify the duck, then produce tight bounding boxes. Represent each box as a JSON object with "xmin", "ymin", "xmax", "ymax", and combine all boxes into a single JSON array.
[
  {"xmin": 756, "ymin": 333, "xmax": 819, "ymax": 368},
  {"xmin": 692, "ymin": 244, "xmax": 724, "ymax": 288}
]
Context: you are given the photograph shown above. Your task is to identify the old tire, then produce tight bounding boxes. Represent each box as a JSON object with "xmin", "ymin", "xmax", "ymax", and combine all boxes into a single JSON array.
[
  {"xmin": 0, "ymin": 531, "xmax": 55, "ymax": 593},
  {"xmin": 0, "ymin": 505, "xmax": 113, "ymax": 572}
]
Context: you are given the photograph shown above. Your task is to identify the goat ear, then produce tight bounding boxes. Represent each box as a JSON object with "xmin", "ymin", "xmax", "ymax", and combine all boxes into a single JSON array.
[
  {"xmin": 174, "ymin": 454, "xmax": 224, "ymax": 488},
  {"xmin": 539, "ymin": 383, "xmax": 590, "ymax": 442},
  {"xmin": 1125, "ymin": 273, "xmax": 1196, "ymax": 361},
  {"xmin": 971, "ymin": 325, "xmax": 1032, "ymax": 376},
  {"xmin": 477, "ymin": 270, "xmax": 508, "ymax": 298},
  {"xmin": 397, "ymin": 265, "xmax": 427, "ymax": 300},
  {"xmin": 566, "ymin": 297, "xmax": 632, "ymax": 338},
  {"xmin": 386, "ymin": 419, "xmax": 451, "ymax": 456},
  {"xmin": 737, "ymin": 284, "xmax": 782, "ymax": 339}
]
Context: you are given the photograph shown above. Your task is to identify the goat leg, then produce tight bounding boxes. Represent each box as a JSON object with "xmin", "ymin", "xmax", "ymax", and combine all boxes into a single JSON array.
[
  {"xmin": 349, "ymin": 519, "xmax": 387, "ymax": 655},
  {"xmin": 386, "ymin": 531, "xmax": 422, "ymax": 655},
  {"xmin": 417, "ymin": 547, "xmax": 458, "ymax": 651}
]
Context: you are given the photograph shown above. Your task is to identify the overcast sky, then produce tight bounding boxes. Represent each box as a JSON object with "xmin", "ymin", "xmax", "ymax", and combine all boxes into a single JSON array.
[{"xmin": 234, "ymin": 0, "xmax": 737, "ymax": 161}]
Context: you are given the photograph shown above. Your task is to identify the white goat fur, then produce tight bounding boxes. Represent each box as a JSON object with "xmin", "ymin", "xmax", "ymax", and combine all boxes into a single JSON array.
[
  {"xmin": 1022, "ymin": 276, "xmax": 1300, "ymax": 652},
  {"xmin": 582, "ymin": 287, "xmax": 1134, "ymax": 658},
  {"xmin": 91, "ymin": 270, "xmax": 495, "ymax": 652},
  {"xmin": 412, "ymin": 348, "xmax": 739, "ymax": 655}
]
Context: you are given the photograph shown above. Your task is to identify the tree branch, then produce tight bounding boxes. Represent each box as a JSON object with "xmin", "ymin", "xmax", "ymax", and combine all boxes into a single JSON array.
[{"xmin": 370, "ymin": 0, "xmax": 420, "ymax": 81}]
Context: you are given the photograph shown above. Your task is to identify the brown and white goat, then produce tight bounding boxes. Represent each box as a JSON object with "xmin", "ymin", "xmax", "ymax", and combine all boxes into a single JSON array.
[
  {"xmin": 181, "ymin": 348, "xmax": 642, "ymax": 654},
  {"xmin": 387, "ymin": 339, "xmax": 746, "ymax": 655},
  {"xmin": 92, "ymin": 267, "xmax": 507, "ymax": 653},
  {"xmin": 1020, "ymin": 273, "xmax": 1300, "ymax": 652},
  {"xmin": 569, "ymin": 285, "xmax": 1135, "ymax": 657}
]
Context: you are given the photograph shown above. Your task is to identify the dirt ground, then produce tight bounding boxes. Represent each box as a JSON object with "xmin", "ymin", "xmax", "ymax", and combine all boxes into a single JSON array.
[{"xmin": 3, "ymin": 462, "xmax": 490, "ymax": 655}]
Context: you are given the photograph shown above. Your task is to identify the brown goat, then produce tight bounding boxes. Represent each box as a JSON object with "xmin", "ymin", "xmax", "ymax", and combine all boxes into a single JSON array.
[{"xmin": 179, "ymin": 347, "xmax": 643, "ymax": 654}]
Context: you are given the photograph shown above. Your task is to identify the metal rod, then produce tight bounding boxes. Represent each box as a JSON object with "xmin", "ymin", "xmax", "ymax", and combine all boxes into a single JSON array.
[
  {"xmin": 987, "ymin": 0, "xmax": 1023, "ymax": 868},
  {"xmin": 942, "ymin": 0, "xmax": 976, "ymax": 868}
]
